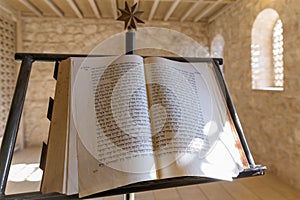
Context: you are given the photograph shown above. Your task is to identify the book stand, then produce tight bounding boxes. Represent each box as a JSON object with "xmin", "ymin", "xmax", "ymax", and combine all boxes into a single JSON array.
[{"xmin": 0, "ymin": 53, "xmax": 266, "ymax": 199}]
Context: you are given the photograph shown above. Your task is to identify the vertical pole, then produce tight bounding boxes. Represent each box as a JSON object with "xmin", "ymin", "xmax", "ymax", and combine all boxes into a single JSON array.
[
  {"xmin": 126, "ymin": 30, "xmax": 135, "ymax": 55},
  {"xmin": 125, "ymin": 29, "xmax": 135, "ymax": 200},
  {"xmin": 0, "ymin": 56, "xmax": 33, "ymax": 195},
  {"xmin": 124, "ymin": 193, "xmax": 135, "ymax": 200}
]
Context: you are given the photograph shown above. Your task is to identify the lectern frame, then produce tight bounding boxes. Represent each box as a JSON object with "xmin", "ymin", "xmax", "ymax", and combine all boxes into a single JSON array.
[{"xmin": 0, "ymin": 53, "xmax": 266, "ymax": 199}]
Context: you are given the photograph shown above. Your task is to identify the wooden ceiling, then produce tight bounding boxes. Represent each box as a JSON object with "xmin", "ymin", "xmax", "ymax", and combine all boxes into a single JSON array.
[{"xmin": 0, "ymin": 0, "xmax": 237, "ymax": 22}]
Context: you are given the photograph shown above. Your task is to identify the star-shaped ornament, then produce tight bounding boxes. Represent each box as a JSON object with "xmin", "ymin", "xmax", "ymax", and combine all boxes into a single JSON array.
[{"xmin": 117, "ymin": 1, "xmax": 144, "ymax": 30}]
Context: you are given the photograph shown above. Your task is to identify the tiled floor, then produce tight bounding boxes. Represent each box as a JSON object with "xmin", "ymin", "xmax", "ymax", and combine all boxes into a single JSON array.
[{"xmin": 5, "ymin": 147, "xmax": 300, "ymax": 199}]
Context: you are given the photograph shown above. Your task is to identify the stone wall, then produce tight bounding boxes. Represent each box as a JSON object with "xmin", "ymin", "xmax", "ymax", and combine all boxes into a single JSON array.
[
  {"xmin": 208, "ymin": 0, "xmax": 300, "ymax": 189},
  {"xmin": 21, "ymin": 18, "xmax": 209, "ymax": 146},
  {"xmin": 18, "ymin": 0, "xmax": 300, "ymax": 190}
]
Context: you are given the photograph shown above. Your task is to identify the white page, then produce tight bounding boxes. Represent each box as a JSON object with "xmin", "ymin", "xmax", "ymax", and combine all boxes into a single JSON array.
[
  {"xmin": 144, "ymin": 57, "xmax": 245, "ymax": 180},
  {"xmin": 70, "ymin": 55, "xmax": 157, "ymax": 197}
]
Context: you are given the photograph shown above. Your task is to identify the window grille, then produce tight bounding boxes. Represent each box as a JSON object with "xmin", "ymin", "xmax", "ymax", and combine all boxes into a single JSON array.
[
  {"xmin": 272, "ymin": 19, "xmax": 284, "ymax": 87},
  {"xmin": 0, "ymin": 16, "xmax": 16, "ymax": 144}
]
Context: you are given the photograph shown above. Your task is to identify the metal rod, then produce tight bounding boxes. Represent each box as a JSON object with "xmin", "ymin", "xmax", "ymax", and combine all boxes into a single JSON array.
[
  {"xmin": 0, "ymin": 56, "xmax": 34, "ymax": 195},
  {"xmin": 15, "ymin": 53, "xmax": 110, "ymax": 62},
  {"xmin": 124, "ymin": 193, "xmax": 135, "ymax": 200},
  {"xmin": 14, "ymin": 53, "xmax": 217, "ymax": 63},
  {"xmin": 124, "ymin": 28, "xmax": 135, "ymax": 200},
  {"xmin": 126, "ymin": 30, "xmax": 135, "ymax": 54},
  {"xmin": 212, "ymin": 59, "xmax": 256, "ymax": 167}
]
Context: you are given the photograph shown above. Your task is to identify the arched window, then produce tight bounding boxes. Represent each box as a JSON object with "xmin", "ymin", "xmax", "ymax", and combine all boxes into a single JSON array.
[
  {"xmin": 251, "ymin": 9, "xmax": 284, "ymax": 90},
  {"xmin": 210, "ymin": 34, "xmax": 225, "ymax": 74}
]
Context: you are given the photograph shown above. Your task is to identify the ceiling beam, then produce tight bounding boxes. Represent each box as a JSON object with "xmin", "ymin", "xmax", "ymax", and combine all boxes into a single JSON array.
[
  {"xmin": 208, "ymin": 2, "xmax": 233, "ymax": 22},
  {"xmin": 111, "ymin": 0, "xmax": 118, "ymax": 19},
  {"xmin": 180, "ymin": 0, "xmax": 202, "ymax": 22},
  {"xmin": 0, "ymin": 0, "xmax": 17, "ymax": 17},
  {"xmin": 148, "ymin": 0, "xmax": 159, "ymax": 21},
  {"xmin": 66, "ymin": 0, "xmax": 83, "ymax": 18},
  {"xmin": 88, "ymin": 0, "xmax": 100, "ymax": 18},
  {"xmin": 43, "ymin": 0, "xmax": 63, "ymax": 17},
  {"xmin": 164, "ymin": 0, "xmax": 180, "ymax": 21},
  {"xmin": 18, "ymin": 0, "xmax": 42, "ymax": 17},
  {"xmin": 193, "ymin": 0, "xmax": 222, "ymax": 22}
]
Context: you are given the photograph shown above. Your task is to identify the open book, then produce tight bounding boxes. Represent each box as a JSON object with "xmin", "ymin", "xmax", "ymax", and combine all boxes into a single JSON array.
[{"xmin": 41, "ymin": 55, "xmax": 249, "ymax": 198}]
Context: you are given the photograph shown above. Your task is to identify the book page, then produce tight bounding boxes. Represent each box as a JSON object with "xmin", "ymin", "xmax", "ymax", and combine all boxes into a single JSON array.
[
  {"xmin": 66, "ymin": 60, "xmax": 79, "ymax": 195},
  {"xmin": 71, "ymin": 55, "xmax": 156, "ymax": 197},
  {"xmin": 144, "ymin": 57, "xmax": 246, "ymax": 181}
]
